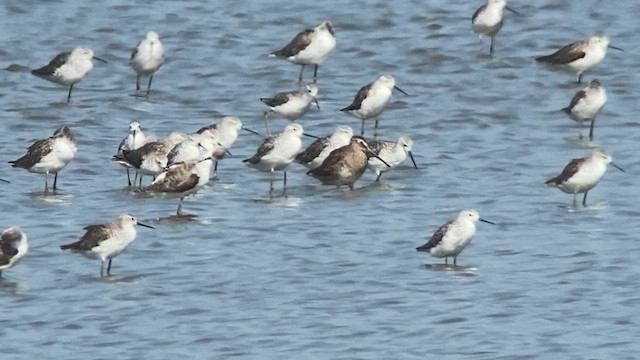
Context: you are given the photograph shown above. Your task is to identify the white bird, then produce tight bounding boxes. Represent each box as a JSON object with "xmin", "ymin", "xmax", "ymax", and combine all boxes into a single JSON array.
[
  {"xmin": 243, "ymin": 123, "xmax": 304, "ymax": 191},
  {"xmin": 562, "ymin": 79, "xmax": 607, "ymax": 141},
  {"xmin": 0, "ymin": 227, "xmax": 29, "ymax": 278},
  {"xmin": 269, "ymin": 21, "xmax": 336, "ymax": 83},
  {"xmin": 472, "ymin": 0, "xmax": 519, "ymax": 55},
  {"xmin": 130, "ymin": 31, "xmax": 164, "ymax": 95},
  {"xmin": 145, "ymin": 158, "xmax": 213, "ymax": 216},
  {"xmin": 536, "ymin": 34, "xmax": 623, "ymax": 83},
  {"xmin": 195, "ymin": 116, "xmax": 260, "ymax": 172},
  {"xmin": 416, "ymin": 209, "xmax": 494, "ymax": 266},
  {"xmin": 341, "ymin": 74, "xmax": 408, "ymax": 136},
  {"xmin": 9, "ymin": 126, "xmax": 77, "ymax": 192},
  {"xmin": 60, "ymin": 214, "xmax": 154, "ymax": 277},
  {"xmin": 31, "ymin": 46, "xmax": 107, "ymax": 102},
  {"xmin": 116, "ymin": 121, "xmax": 149, "ymax": 186},
  {"xmin": 546, "ymin": 149, "xmax": 624, "ymax": 208},
  {"xmin": 367, "ymin": 136, "xmax": 418, "ymax": 181},
  {"xmin": 260, "ymin": 82, "xmax": 320, "ymax": 135},
  {"xmin": 295, "ymin": 125, "xmax": 353, "ymax": 169},
  {"xmin": 112, "ymin": 141, "xmax": 172, "ymax": 187}
]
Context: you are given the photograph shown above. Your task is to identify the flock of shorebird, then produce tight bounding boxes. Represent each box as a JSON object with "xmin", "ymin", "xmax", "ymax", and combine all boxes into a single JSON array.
[{"xmin": 0, "ymin": 0, "xmax": 628, "ymax": 277}]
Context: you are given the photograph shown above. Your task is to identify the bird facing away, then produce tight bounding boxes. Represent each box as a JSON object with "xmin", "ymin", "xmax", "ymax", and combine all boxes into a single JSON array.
[
  {"xmin": 367, "ymin": 135, "xmax": 418, "ymax": 182},
  {"xmin": 130, "ymin": 31, "xmax": 164, "ymax": 95},
  {"xmin": 416, "ymin": 209, "xmax": 494, "ymax": 266},
  {"xmin": 9, "ymin": 126, "xmax": 77, "ymax": 192},
  {"xmin": 144, "ymin": 158, "xmax": 213, "ymax": 216},
  {"xmin": 535, "ymin": 34, "xmax": 623, "ymax": 83},
  {"xmin": 545, "ymin": 149, "xmax": 624, "ymax": 208},
  {"xmin": 269, "ymin": 21, "xmax": 336, "ymax": 83},
  {"xmin": 341, "ymin": 74, "xmax": 408, "ymax": 137},
  {"xmin": 260, "ymin": 82, "xmax": 320, "ymax": 136},
  {"xmin": 60, "ymin": 214, "xmax": 154, "ymax": 277},
  {"xmin": 562, "ymin": 79, "xmax": 607, "ymax": 141},
  {"xmin": 295, "ymin": 125, "xmax": 354, "ymax": 170},
  {"xmin": 472, "ymin": 0, "xmax": 519, "ymax": 55},
  {"xmin": 31, "ymin": 46, "xmax": 107, "ymax": 102},
  {"xmin": 306, "ymin": 137, "xmax": 391, "ymax": 190},
  {"xmin": 116, "ymin": 121, "xmax": 149, "ymax": 186},
  {"xmin": 0, "ymin": 227, "xmax": 29, "ymax": 278},
  {"xmin": 243, "ymin": 123, "xmax": 304, "ymax": 190}
]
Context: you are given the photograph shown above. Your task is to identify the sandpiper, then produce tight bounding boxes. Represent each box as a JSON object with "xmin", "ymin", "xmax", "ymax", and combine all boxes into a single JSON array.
[
  {"xmin": 196, "ymin": 116, "xmax": 260, "ymax": 172},
  {"xmin": 260, "ymin": 82, "xmax": 320, "ymax": 136},
  {"xmin": 341, "ymin": 74, "xmax": 408, "ymax": 136},
  {"xmin": 166, "ymin": 136, "xmax": 209, "ymax": 167},
  {"xmin": 117, "ymin": 121, "xmax": 149, "ymax": 186},
  {"xmin": 562, "ymin": 79, "xmax": 607, "ymax": 141},
  {"xmin": 306, "ymin": 137, "xmax": 391, "ymax": 190},
  {"xmin": 367, "ymin": 136, "xmax": 418, "ymax": 181},
  {"xmin": 269, "ymin": 21, "xmax": 336, "ymax": 83},
  {"xmin": 0, "ymin": 227, "xmax": 28, "ymax": 278},
  {"xmin": 295, "ymin": 125, "xmax": 353, "ymax": 169},
  {"xmin": 60, "ymin": 214, "xmax": 154, "ymax": 277},
  {"xmin": 112, "ymin": 141, "xmax": 171, "ymax": 187},
  {"xmin": 535, "ymin": 34, "xmax": 623, "ymax": 83},
  {"xmin": 545, "ymin": 149, "xmax": 624, "ymax": 208},
  {"xmin": 130, "ymin": 31, "xmax": 164, "ymax": 95},
  {"xmin": 472, "ymin": 0, "xmax": 519, "ymax": 55},
  {"xmin": 416, "ymin": 209, "xmax": 494, "ymax": 266},
  {"xmin": 243, "ymin": 123, "xmax": 304, "ymax": 190},
  {"xmin": 32, "ymin": 47, "xmax": 107, "ymax": 102},
  {"xmin": 145, "ymin": 158, "xmax": 213, "ymax": 216},
  {"xmin": 9, "ymin": 126, "xmax": 77, "ymax": 192}
]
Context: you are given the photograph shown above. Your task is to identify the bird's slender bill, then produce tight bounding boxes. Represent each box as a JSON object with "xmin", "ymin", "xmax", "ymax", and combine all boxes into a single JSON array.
[
  {"xmin": 393, "ymin": 86, "xmax": 409, "ymax": 96},
  {"xmin": 479, "ymin": 218, "xmax": 495, "ymax": 225},
  {"xmin": 611, "ymin": 163, "xmax": 625, "ymax": 172},
  {"xmin": 304, "ymin": 133, "xmax": 320, "ymax": 139},
  {"xmin": 137, "ymin": 222, "xmax": 155, "ymax": 229},
  {"xmin": 313, "ymin": 99, "xmax": 320, "ymax": 110},
  {"xmin": 505, "ymin": 6, "xmax": 519, "ymax": 15},
  {"xmin": 93, "ymin": 56, "xmax": 108, "ymax": 63},
  {"xmin": 242, "ymin": 126, "xmax": 262, "ymax": 136},
  {"xmin": 408, "ymin": 151, "xmax": 418, "ymax": 169}
]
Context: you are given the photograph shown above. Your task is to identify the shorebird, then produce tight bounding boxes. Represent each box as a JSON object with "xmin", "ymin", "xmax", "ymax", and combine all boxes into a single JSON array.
[
  {"xmin": 243, "ymin": 123, "xmax": 304, "ymax": 191},
  {"xmin": 416, "ymin": 209, "xmax": 494, "ymax": 266},
  {"xmin": 260, "ymin": 82, "xmax": 320, "ymax": 135},
  {"xmin": 367, "ymin": 136, "xmax": 418, "ymax": 181},
  {"xmin": 341, "ymin": 74, "xmax": 408, "ymax": 136},
  {"xmin": 535, "ymin": 34, "xmax": 623, "ymax": 83},
  {"xmin": 307, "ymin": 137, "xmax": 391, "ymax": 190},
  {"xmin": 144, "ymin": 158, "xmax": 213, "ymax": 216},
  {"xmin": 472, "ymin": 0, "xmax": 519, "ymax": 55},
  {"xmin": 0, "ymin": 227, "xmax": 28, "ymax": 278},
  {"xmin": 130, "ymin": 31, "xmax": 164, "ymax": 95},
  {"xmin": 269, "ymin": 21, "xmax": 336, "ymax": 83},
  {"xmin": 112, "ymin": 140, "xmax": 171, "ymax": 187},
  {"xmin": 562, "ymin": 79, "xmax": 606, "ymax": 141},
  {"xmin": 60, "ymin": 214, "xmax": 154, "ymax": 277},
  {"xmin": 31, "ymin": 47, "xmax": 107, "ymax": 102},
  {"xmin": 195, "ymin": 116, "xmax": 260, "ymax": 172},
  {"xmin": 116, "ymin": 121, "xmax": 149, "ymax": 186},
  {"xmin": 9, "ymin": 126, "xmax": 77, "ymax": 192},
  {"xmin": 166, "ymin": 136, "xmax": 210, "ymax": 167},
  {"xmin": 545, "ymin": 149, "xmax": 624, "ymax": 208},
  {"xmin": 295, "ymin": 125, "xmax": 353, "ymax": 169}
]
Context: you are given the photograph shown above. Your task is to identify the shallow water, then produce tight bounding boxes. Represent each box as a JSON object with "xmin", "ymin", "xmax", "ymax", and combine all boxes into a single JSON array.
[{"xmin": 1, "ymin": 0, "xmax": 640, "ymax": 359}]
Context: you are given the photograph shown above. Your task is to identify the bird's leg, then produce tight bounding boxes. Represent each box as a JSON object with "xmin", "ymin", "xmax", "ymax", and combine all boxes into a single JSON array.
[
  {"xmin": 126, "ymin": 168, "xmax": 132, "ymax": 187},
  {"xmin": 373, "ymin": 118, "xmax": 380, "ymax": 138},
  {"xmin": 577, "ymin": 73, "xmax": 583, "ymax": 84},
  {"xmin": 138, "ymin": 175, "xmax": 143, "ymax": 189},
  {"xmin": 269, "ymin": 178, "xmax": 274, "ymax": 198},
  {"xmin": 44, "ymin": 173, "xmax": 49, "ymax": 193},
  {"xmin": 298, "ymin": 64, "xmax": 305, "ymax": 83},
  {"xmin": 445, "ymin": 257, "xmax": 448, "ymax": 265},
  {"xmin": 264, "ymin": 111, "xmax": 272, "ymax": 136},
  {"xmin": 53, "ymin": 173, "xmax": 58, "ymax": 191},
  {"xmin": 582, "ymin": 191, "xmax": 588, "ymax": 207},
  {"xmin": 177, "ymin": 197, "xmax": 184, "ymax": 216},
  {"xmin": 375, "ymin": 172, "xmax": 382, "ymax": 182},
  {"xmin": 100, "ymin": 261, "xmax": 105, "ymax": 277},
  {"xmin": 214, "ymin": 161, "xmax": 219, "ymax": 173},
  {"xmin": 588, "ymin": 119, "xmax": 596, "ymax": 142},
  {"xmin": 360, "ymin": 119, "xmax": 365, "ymax": 137},
  {"xmin": 107, "ymin": 259, "xmax": 112, "ymax": 276},
  {"xmin": 313, "ymin": 64, "xmax": 318, "ymax": 83},
  {"xmin": 490, "ymin": 36, "xmax": 495, "ymax": 55},
  {"xmin": 136, "ymin": 75, "xmax": 141, "ymax": 91},
  {"xmin": 453, "ymin": 257, "xmax": 458, "ymax": 266},
  {"xmin": 146, "ymin": 75, "xmax": 154, "ymax": 96},
  {"xmin": 66, "ymin": 84, "xmax": 74, "ymax": 103},
  {"xmin": 572, "ymin": 194, "xmax": 577, "ymax": 208}
]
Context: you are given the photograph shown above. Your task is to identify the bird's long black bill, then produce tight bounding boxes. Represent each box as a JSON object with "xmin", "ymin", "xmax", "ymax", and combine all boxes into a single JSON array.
[
  {"xmin": 304, "ymin": 133, "xmax": 320, "ymax": 139},
  {"xmin": 505, "ymin": 6, "xmax": 520, "ymax": 15},
  {"xmin": 480, "ymin": 218, "xmax": 495, "ymax": 225},
  {"xmin": 608, "ymin": 45, "xmax": 624, "ymax": 51},
  {"xmin": 93, "ymin": 56, "xmax": 108, "ymax": 63},
  {"xmin": 313, "ymin": 99, "xmax": 320, "ymax": 110},
  {"xmin": 393, "ymin": 86, "xmax": 409, "ymax": 96},
  {"xmin": 138, "ymin": 222, "xmax": 155, "ymax": 229},
  {"xmin": 225, "ymin": 149, "xmax": 233, "ymax": 156},
  {"xmin": 612, "ymin": 163, "xmax": 625, "ymax": 172},
  {"xmin": 408, "ymin": 151, "xmax": 418, "ymax": 169},
  {"xmin": 0, "ymin": 178, "xmax": 10, "ymax": 184},
  {"xmin": 372, "ymin": 153, "xmax": 391, "ymax": 167},
  {"xmin": 242, "ymin": 127, "xmax": 262, "ymax": 136}
]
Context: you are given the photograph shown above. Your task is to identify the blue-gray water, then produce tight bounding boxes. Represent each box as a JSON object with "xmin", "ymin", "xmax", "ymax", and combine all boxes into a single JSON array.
[{"xmin": 1, "ymin": 1, "xmax": 639, "ymax": 359}]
